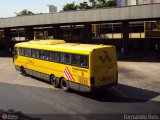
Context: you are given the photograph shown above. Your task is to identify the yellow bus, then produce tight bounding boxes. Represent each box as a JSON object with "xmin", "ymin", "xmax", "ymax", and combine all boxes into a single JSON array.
[{"xmin": 14, "ymin": 40, "xmax": 118, "ymax": 92}]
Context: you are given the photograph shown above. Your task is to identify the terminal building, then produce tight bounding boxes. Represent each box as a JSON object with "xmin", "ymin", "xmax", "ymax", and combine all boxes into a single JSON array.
[{"xmin": 0, "ymin": 3, "xmax": 160, "ymax": 59}]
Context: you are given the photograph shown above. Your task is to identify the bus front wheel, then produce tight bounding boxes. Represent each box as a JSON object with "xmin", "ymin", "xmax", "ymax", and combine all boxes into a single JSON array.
[
  {"xmin": 61, "ymin": 78, "xmax": 69, "ymax": 91},
  {"xmin": 20, "ymin": 66, "xmax": 26, "ymax": 76},
  {"xmin": 50, "ymin": 75, "xmax": 59, "ymax": 88}
]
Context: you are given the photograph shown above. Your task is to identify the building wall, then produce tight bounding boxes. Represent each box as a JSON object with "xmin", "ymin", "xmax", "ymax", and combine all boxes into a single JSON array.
[
  {"xmin": 117, "ymin": 0, "xmax": 127, "ymax": 6},
  {"xmin": 47, "ymin": 5, "xmax": 57, "ymax": 13},
  {"xmin": 128, "ymin": 0, "xmax": 137, "ymax": 6},
  {"xmin": 138, "ymin": 0, "xmax": 144, "ymax": 5},
  {"xmin": 117, "ymin": 0, "xmax": 160, "ymax": 6},
  {"xmin": 153, "ymin": 0, "xmax": 160, "ymax": 3},
  {"xmin": 143, "ymin": 0, "xmax": 152, "ymax": 4}
]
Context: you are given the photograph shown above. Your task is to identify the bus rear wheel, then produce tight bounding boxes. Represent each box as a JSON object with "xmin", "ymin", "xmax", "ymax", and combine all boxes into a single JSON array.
[
  {"xmin": 50, "ymin": 75, "xmax": 59, "ymax": 88},
  {"xmin": 61, "ymin": 78, "xmax": 69, "ymax": 91}
]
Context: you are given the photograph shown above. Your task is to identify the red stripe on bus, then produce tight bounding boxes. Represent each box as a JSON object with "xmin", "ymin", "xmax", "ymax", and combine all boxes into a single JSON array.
[
  {"xmin": 66, "ymin": 67, "xmax": 74, "ymax": 81},
  {"xmin": 64, "ymin": 70, "xmax": 72, "ymax": 80},
  {"xmin": 64, "ymin": 67, "xmax": 74, "ymax": 81}
]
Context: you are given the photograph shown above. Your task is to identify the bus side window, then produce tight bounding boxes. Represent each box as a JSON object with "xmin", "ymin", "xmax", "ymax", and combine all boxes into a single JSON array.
[
  {"xmin": 60, "ymin": 53, "xmax": 64, "ymax": 63},
  {"xmin": 72, "ymin": 54, "xmax": 80, "ymax": 66},
  {"xmin": 24, "ymin": 48, "xmax": 26, "ymax": 56},
  {"xmin": 80, "ymin": 55, "xmax": 88, "ymax": 68},
  {"xmin": 54, "ymin": 52, "xmax": 59, "ymax": 62},
  {"xmin": 45, "ymin": 51, "xmax": 49, "ymax": 60},
  {"xmin": 20, "ymin": 48, "xmax": 25, "ymax": 56},
  {"xmin": 35, "ymin": 49, "xmax": 39, "ymax": 59},
  {"xmin": 28, "ymin": 49, "xmax": 31, "ymax": 57},
  {"xmin": 25, "ymin": 48, "xmax": 31, "ymax": 57},
  {"xmin": 60, "ymin": 53, "xmax": 71, "ymax": 64},
  {"xmin": 31, "ymin": 49, "xmax": 36, "ymax": 58},
  {"xmin": 48, "ymin": 51, "xmax": 54, "ymax": 61},
  {"xmin": 40, "ymin": 50, "xmax": 45, "ymax": 60}
]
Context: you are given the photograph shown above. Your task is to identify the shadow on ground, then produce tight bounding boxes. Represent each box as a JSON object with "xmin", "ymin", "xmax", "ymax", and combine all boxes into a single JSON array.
[
  {"xmin": 13, "ymin": 74, "xmax": 160, "ymax": 103},
  {"xmin": 70, "ymin": 84, "xmax": 160, "ymax": 103},
  {"xmin": 23, "ymin": 74, "xmax": 160, "ymax": 103}
]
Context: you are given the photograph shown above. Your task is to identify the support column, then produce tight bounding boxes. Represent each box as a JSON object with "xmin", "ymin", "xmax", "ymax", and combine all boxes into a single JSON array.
[
  {"xmin": 122, "ymin": 21, "xmax": 129, "ymax": 55},
  {"xmin": 25, "ymin": 26, "xmax": 34, "ymax": 41},
  {"xmin": 4, "ymin": 28, "xmax": 12, "ymax": 53},
  {"xmin": 84, "ymin": 23, "xmax": 92, "ymax": 44},
  {"xmin": 53, "ymin": 25, "xmax": 61, "ymax": 39},
  {"xmin": 70, "ymin": 25, "xmax": 73, "ymax": 41}
]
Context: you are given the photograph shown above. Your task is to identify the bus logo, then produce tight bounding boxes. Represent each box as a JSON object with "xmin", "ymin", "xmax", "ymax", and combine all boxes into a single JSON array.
[
  {"xmin": 64, "ymin": 67, "xmax": 74, "ymax": 81},
  {"xmin": 99, "ymin": 51, "xmax": 112, "ymax": 63}
]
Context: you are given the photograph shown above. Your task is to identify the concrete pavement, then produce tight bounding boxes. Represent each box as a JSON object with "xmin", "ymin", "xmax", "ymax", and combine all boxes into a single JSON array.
[{"xmin": 0, "ymin": 57, "xmax": 159, "ymax": 120}]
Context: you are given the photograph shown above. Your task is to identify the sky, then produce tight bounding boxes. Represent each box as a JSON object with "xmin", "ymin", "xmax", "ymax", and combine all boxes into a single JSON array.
[{"xmin": 0, "ymin": 0, "xmax": 88, "ymax": 18}]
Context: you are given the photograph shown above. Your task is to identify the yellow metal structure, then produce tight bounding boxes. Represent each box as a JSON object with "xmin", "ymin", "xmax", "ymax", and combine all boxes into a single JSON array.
[{"xmin": 14, "ymin": 40, "xmax": 118, "ymax": 92}]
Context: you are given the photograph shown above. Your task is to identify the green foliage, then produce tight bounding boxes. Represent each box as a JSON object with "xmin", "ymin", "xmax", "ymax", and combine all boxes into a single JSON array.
[
  {"xmin": 78, "ymin": 2, "xmax": 91, "ymax": 10},
  {"xmin": 62, "ymin": 0, "xmax": 117, "ymax": 11},
  {"xmin": 89, "ymin": 0, "xmax": 97, "ymax": 8},
  {"xmin": 105, "ymin": 0, "xmax": 117, "ymax": 7},
  {"xmin": 96, "ymin": 0, "xmax": 117, "ymax": 8},
  {"xmin": 15, "ymin": 9, "xmax": 34, "ymax": 16},
  {"xmin": 62, "ymin": 2, "xmax": 78, "ymax": 11}
]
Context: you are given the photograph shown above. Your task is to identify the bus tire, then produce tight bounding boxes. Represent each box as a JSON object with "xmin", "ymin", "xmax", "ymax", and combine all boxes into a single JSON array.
[
  {"xmin": 50, "ymin": 75, "xmax": 59, "ymax": 88},
  {"xmin": 20, "ymin": 66, "xmax": 27, "ymax": 76},
  {"xmin": 61, "ymin": 78, "xmax": 69, "ymax": 92}
]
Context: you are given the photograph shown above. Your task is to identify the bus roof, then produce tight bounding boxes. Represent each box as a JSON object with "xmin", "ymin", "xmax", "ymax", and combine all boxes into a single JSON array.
[{"xmin": 15, "ymin": 40, "xmax": 114, "ymax": 54}]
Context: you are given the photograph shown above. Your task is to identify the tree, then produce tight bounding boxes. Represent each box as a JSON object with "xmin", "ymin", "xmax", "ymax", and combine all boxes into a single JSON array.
[
  {"xmin": 78, "ymin": 2, "xmax": 91, "ymax": 10},
  {"xmin": 15, "ymin": 9, "xmax": 34, "ymax": 16},
  {"xmin": 89, "ymin": 0, "xmax": 97, "ymax": 8},
  {"xmin": 105, "ymin": 0, "xmax": 117, "ymax": 7},
  {"xmin": 97, "ymin": 0, "xmax": 106, "ymax": 5},
  {"xmin": 62, "ymin": 2, "xmax": 78, "ymax": 11},
  {"xmin": 62, "ymin": 0, "xmax": 117, "ymax": 11}
]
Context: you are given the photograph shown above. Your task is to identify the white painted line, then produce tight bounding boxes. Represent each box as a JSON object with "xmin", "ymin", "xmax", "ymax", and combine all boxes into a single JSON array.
[{"xmin": 112, "ymin": 87, "xmax": 129, "ymax": 98}]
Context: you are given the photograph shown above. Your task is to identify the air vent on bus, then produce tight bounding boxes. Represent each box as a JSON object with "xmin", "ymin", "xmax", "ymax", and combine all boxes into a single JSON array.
[{"xmin": 29, "ymin": 39, "xmax": 66, "ymax": 45}]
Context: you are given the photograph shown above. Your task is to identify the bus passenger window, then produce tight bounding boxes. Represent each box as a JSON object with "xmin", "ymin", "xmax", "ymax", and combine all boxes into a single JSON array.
[
  {"xmin": 25, "ymin": 48, "xmax": 31, "ymax": 57},
  {"xmin": 45, "ymin": 51, "xmax": 49, "ymax": 60},
  {"xmin": 48, "ymin": 51, "xmax": 53, "ymax": 61},
  {"xmin": 72, "ymin": 54, "xmax": 80, "ymax": 66},
  {"xmin": 23, "ymin": 48, "xmax": 26, "ymax": 56},
  {"xmin": 54, "ymin": 52, "xmax": 59, "ymax": 62},
  {"xmin": 60, "ymin": 53, "xmax": 71, "ymax": 64},
  {"xmin": 80, "ymin": 55, "xmax": 88, "ymax": 67},
  {"xmin": 40, "ymin": 50, "xmax": 45, "ymax": 60},
  {"xmin": 20, "ymin": 48, "xmax": 25, "ymax": 56},
  {"xmin": 28, "ymin": 49, "xmax": 31, "ymax": 57},
  {"xmin": 31, "ymin": 49, "xmax": 36, "ymax": 58},
  {"xmin": 35, "ymin": 50, "xmax": 39, "ymax": 59}
]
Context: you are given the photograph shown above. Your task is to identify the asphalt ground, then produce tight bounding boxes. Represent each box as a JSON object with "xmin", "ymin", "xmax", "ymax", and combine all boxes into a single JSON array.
[{"xmin": 0, "ymin": 57, "xmax": 159, "ymax": 120}]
